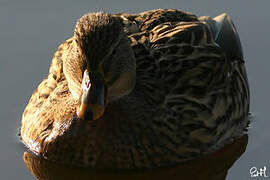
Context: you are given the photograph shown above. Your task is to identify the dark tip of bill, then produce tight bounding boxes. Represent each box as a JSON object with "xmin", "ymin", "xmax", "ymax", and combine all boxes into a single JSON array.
[{"xmin": 84, "ymin": 109, "xmax": 93, "ymax": 120}]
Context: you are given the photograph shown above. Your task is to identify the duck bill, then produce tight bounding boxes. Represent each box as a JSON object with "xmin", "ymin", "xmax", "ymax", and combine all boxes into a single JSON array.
[{"xmin": 77, "ymin": 72, "xmax": 106, "ymax": 120}]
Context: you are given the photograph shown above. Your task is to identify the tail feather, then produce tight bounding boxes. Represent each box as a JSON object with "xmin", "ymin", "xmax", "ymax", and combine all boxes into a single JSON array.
[
  {"xmin": 214, "ymin": 13, "xmax": 243, "ymax": 61},
  {"xmin": 200, "ymin": 13, "xmax": 244, "ymax": 61}
]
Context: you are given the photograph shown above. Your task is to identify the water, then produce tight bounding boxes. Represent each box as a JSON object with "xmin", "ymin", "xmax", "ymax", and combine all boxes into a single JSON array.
[{"xmin": 1, "ymin": 0, "xmax": 269, "ymax": 179}]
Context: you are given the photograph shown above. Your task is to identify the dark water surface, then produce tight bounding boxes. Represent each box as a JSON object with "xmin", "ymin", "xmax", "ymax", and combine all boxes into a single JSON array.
[{"xmin": 1, "ymin": 0, "xmax": 269, "ymax": 179}]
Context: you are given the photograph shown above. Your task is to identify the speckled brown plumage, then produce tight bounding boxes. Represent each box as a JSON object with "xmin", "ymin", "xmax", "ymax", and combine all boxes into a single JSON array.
[{"xmin": 20, "ymin": 9, "xmax": 249, "ymax": 169}]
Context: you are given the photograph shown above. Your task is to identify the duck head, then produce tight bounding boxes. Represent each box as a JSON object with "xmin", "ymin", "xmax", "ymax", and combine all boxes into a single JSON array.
[{"xmin": 64, "ymin": 12, "xmax": 136, "ymax": 120}]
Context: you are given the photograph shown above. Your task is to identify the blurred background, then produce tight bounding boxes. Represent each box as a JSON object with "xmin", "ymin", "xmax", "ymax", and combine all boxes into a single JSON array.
[{"xmin": 0, "ymin": 0, "xmax": 269, "ymax": 179}]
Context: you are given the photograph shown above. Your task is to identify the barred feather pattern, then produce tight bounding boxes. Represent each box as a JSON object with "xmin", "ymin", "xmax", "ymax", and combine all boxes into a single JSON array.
[{"xmin": 20, "ymin": 9, "xmax": 249, "ymax": 169}]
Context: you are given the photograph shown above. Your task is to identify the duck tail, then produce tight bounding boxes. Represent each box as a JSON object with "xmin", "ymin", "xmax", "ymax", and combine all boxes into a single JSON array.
[{"xmin": 200, "ymin": 13, "xmax": 244, "ymax": 62}]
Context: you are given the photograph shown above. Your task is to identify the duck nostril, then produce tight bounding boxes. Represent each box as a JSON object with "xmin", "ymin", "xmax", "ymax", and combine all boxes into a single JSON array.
[
  {"xmin": 82, "ymin": 80, "xmax": 91, "ymax": 92},
  {"xmin": 86, "ymin": 79, "xmax": 91, "ymax": 89}
]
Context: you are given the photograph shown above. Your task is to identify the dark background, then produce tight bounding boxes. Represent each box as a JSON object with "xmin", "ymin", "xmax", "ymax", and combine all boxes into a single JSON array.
[{"xmin": 0, "ymin": 0, "xmax": 269, "ymax": 179}]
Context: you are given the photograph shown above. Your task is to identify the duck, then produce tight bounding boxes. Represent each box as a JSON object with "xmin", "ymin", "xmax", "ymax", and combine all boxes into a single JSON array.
[{"xmin": 20, "ymin": 9, "xmax": 250, "ymax": 169}]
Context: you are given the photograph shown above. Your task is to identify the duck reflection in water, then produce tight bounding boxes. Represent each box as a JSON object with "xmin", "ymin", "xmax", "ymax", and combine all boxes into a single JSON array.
[{"xmin": 23, "ymin": 135, "xmax": 248, "ymax": 180}]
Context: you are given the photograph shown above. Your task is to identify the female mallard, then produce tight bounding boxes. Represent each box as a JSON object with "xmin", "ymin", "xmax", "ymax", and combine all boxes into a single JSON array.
[{"xmin": 21, "ymin": 9, "xmax": 249, "ymax": 169}]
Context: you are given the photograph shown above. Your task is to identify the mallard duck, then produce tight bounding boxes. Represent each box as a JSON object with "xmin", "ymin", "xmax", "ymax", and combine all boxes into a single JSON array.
[{"xmin": 20, "ymin": 9, "xmax": 250, "ymax": 169}]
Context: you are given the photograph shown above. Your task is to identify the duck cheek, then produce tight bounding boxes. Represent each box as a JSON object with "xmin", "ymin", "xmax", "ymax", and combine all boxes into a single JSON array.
[{"xmin": 107, "ymin": 70, "xmax": 136, "ymax": 98}]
